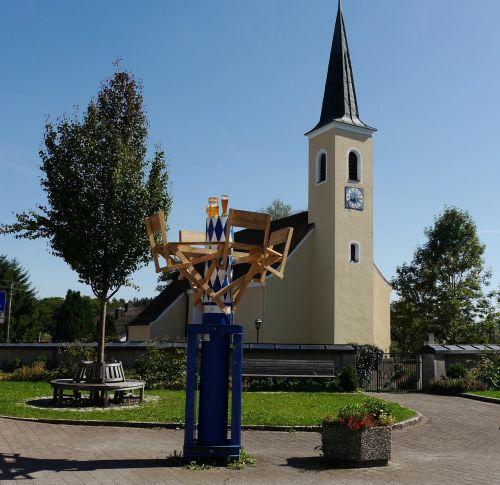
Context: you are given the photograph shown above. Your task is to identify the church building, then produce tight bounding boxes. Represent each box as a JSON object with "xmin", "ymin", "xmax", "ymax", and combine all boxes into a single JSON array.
[{"xmin": 127, "ymin": 3, "xmax": 392, "ymax": 350}]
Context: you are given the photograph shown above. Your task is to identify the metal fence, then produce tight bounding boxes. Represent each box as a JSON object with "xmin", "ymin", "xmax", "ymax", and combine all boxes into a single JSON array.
[{"xmin": 364, "ymin": 353, "xmax": 422, "ymax": 393}]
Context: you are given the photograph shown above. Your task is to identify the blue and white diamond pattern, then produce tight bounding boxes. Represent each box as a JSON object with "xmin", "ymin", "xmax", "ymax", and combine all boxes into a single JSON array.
[
  {"xmin": 203, "ymin": 216, "xmax": 233, "ymax": 314},
  {"xmin": 206, "ymin": 217, "xmax": 229, "ymax": 242}
]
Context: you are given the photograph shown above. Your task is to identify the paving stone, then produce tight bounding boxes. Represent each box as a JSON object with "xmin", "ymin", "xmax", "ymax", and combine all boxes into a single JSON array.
[{"xmin": 0, "ymin": 393, "xmax": 498, "ymax": 483}]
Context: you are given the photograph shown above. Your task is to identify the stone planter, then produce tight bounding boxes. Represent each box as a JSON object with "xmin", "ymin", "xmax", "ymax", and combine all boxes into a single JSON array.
[{"xmin": 321, "ymin": 424, "xmax": 391, "ymax": 466}]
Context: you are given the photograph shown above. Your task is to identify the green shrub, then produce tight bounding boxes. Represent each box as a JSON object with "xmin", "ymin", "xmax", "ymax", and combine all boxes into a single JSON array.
[
  {"xmin": 9, "ymin": 362, "xmax": 49, "ymax": 381},
  {"xmin": 447, "ymin": 363, "xmax": 466, "ymax": 379},
  {"xmin": 243, "ymin": 366, "xmax": 360, "ymax": 393},
  {"xmin": 242, "ymin": 377, "xmax": 339, "ymax": 392},
  {"xmin": 134, "ymin": 345, "xmax": 186, "ymax": 390},
  {"xmin": 336, "ymin": 365, "xmax": 359, "ymax": 392},
  {"xmin": 468, "ymin": 353, "xmax": 500, "ymax": 390},
  {"xmin": 33, "ymin": 353, "xmax": 50, "ymax": 366},
  {"xmin": 55, "ymin": 343, "xmax": 96, "ymax": 378},
  {"xmin": 350, "ymin": 343, "xmax": 384, "ymax": 388},
  {"xmin": 1, "ymin": 361, "xmax": 50, "ymax": 381},
  {"xmin": 430, "ymin": 377, "xmax": 487, "ymax": 395},
  {"xmin": 8, "ymin": 358, "xmax": 22, "ymax": 372}
]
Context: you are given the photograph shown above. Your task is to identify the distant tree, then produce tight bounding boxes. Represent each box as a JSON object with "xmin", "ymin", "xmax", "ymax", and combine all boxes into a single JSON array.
[
  {"xmin": 391, "ymin": 207, "xmax": 500, "ymax": 353},
  {"xmin": 130, "ymin": 296, "xmax": 152, "ymax": 309},
  {"xmin": 54, "ymin": 290, "xmax": 95, "ymax": 342},
  {"xmin": 37, "ymin": 296, "xmax": 64, "ymax": 336},
  {"xmin": 1, "ymin": 67, "xmax": 172, "ymax": 365},
  {"xmin": 0, "ymin": 255, "xmax": 40, "ymax": 342},
  {"xmin": 259, "ymin": 199, "xmax": 295, "ymax": 220}
]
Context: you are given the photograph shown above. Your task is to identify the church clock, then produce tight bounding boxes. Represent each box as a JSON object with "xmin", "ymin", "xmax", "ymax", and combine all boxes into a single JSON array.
[{"xmin": 345, "ymin": 186, "xmax": 364, "ymax": 211}]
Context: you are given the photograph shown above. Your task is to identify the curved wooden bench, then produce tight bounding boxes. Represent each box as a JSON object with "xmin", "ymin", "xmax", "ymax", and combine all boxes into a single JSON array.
[{"xmin": 50, "ymin": 378, "xmax": 145, "ymax": 407}]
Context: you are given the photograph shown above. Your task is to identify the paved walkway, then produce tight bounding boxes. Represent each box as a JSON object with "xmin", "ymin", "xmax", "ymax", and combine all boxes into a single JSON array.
[{"xmin": 0, "ymin": 393, "xmax": 498, "ymax": 484}]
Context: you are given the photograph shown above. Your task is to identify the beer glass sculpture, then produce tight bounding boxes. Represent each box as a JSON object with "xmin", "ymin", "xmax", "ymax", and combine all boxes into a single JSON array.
[
  {"xmin": 221, "ymin": 195, "xmax": 229, "ymax": 216},
  {"xmin": 207, "ymin": 197, "xmax": 219, "ymax": 218}
]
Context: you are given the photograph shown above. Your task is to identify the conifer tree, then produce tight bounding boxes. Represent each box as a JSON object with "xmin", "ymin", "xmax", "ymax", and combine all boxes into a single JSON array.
[
  {"xmin": 0, "ymin": 255, "xmax": 40, "ymax": 342},
  {"xmin": 54, "ymin": 290, "xmax": 95, "ymax": 342}
]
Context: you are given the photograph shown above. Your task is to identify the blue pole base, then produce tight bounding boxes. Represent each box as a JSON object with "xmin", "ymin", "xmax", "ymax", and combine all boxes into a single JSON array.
[
  {"xmin": 183, "ymin": 443, "xmax": 241, "ymax": 460},
  {"xmin": 197, "ymin": 331, "xmax": 230, "ymax": 445},
  {"xmin": 183, "ymin": 324, "xmax": 243, "ymax": 461}
]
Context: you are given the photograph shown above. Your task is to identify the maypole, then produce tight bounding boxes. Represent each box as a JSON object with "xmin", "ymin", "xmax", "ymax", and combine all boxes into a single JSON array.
[{"xmin": 145, "ymin": 196, "xmax": 293, "ymax": 460}]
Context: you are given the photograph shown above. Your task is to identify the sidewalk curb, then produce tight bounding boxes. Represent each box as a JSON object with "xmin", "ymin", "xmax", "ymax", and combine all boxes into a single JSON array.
[
  {"xmin": 0, "ymin": 415, "xmax": 184, "ymax": 429},
  {"xmin": 458, "ymin": 393, "xmax": 500, "ymax": 405},
  {"xmin": 390, "ymin": 411, "xmax": 422, "ymax": 430},
  {"xmin": 0, "ymin": 411, "xmax": 422, "ymax": 432}
]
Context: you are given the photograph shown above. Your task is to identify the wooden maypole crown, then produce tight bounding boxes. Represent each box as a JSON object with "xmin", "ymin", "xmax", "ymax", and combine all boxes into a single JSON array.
[{"xmin": 145, "ymin": 208, "xmax": 293, "ymax": 314}]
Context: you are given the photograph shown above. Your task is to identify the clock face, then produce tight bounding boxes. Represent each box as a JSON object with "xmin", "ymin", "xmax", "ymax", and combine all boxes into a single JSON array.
[{"xmin": 345, "ymin": 186, "xmax": 364, "ymax": 211}]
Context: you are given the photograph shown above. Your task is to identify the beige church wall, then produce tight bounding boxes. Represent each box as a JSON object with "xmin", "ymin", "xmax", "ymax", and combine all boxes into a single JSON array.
[
  {"xmin": 373, "ymin": 265, "xmax": 392, "ymax": 351},
  {"xmin": 308, "ymin": 132, "xmax": 336, "ymax": 342},
  {"xmin": 234, "ymin": 231, "xmax": 314, "ymax": 343},
  {"xmin": 262, "ymin": 231, "xmax": 314, "ymax": 343},
  {"xmin": 149, "ymin": 293, "xmax": 187, "ymax": 340},
  {"xmin": 333, "ymin": 129, "xmax": 374, "ymax": 344},
  {"xmin": 233, "ymin": 284, "xmax": 264, "ymax": 343}
]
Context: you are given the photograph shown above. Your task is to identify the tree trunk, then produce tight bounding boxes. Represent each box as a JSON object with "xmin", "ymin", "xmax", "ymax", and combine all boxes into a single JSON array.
[{"xmin": 97, "ymin": 298, "xmax": 107, "ymax": 368}]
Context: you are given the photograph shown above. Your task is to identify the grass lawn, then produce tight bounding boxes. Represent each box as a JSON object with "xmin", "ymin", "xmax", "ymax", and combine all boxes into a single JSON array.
[
  {"xmin": 468, "ymin": 390, "xmax": 500, "ymax": 399},
  {"xmin": 0, "ymin": 381, "xmax": 416, "ymax": 426}
]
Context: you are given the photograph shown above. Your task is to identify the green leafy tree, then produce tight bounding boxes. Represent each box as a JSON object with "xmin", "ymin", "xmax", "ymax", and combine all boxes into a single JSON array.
[
  {"xmin": 37, "ymin": 296, "xmax": 64, "ymax": 336},
  {"xmin": 259, "ymin": 199, "xmax": 295, "ymax": 220},
  {"xmin": 54, "ymin": 290, "xmax": 95, "ymax": 342},
  {"xmin": 1, "ymin": 67, "xmax": 172, "ymax": 364},
  {"xmin": 391, "ymin": 207, "xmax": 500, "ymax": 353},
  {"xmin": 0, "ymin": 255, "xmax": 40, "ymax": 342}
]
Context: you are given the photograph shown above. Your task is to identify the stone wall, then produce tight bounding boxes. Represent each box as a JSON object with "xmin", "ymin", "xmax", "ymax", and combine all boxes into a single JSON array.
[
  {"xmin": 0, "ymin": 342, "xmax": 356, "ymax": 371},
  {"xmin": 421, "ymin": 341, "xmax": 500, "ymax": 390}
]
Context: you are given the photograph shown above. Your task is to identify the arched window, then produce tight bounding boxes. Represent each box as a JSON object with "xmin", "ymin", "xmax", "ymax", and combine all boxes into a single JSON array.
[
  {"xmin": 316, "ymin": 151, "xmax": 327, "ymax": 184},
  {"xmin": 348, "ymin": 151, "xmax": 360, "ymax": 182},
  {"xmin": 349, "ymin": 242, "xmax": 360, "ymax": 263}
]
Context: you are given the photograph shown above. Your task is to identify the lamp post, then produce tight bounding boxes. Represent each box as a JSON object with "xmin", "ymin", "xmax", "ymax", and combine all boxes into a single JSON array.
[{"xmin": 254, "ymin": 318, "xmax": 263, "ymax": 344}]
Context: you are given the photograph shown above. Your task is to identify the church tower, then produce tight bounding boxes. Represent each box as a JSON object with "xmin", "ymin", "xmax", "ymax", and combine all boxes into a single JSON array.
[{"xmin": 306, "ymin": 1, "xmax": 379, "ymax": 345}]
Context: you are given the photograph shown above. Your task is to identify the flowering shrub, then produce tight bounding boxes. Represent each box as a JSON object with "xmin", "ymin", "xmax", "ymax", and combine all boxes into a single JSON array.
[
  {"xmin": 430, "ymin": 376, "xmax": 487, "ymax": 395},
  {"xmin": 349, "ymin": 343, "xmax": 384, "ymax": 388},
  {"xmin": 468, "ymin": 353, "xmax": 500, "ymax": 390},
  {"xmin": 323, "ymin": 397, "xmax": 395, "ymax": 431}
]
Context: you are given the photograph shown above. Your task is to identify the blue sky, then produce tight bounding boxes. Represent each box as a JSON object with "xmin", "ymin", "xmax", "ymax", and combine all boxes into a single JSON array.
[{"xmin": 1, "ymin": 0, "xmax": 499, "ymax": 300}]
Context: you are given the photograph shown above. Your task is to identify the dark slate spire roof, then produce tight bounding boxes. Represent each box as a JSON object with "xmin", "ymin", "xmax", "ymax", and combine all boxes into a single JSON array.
[{"xmin": 311, "ymin": 0, "xmax": 372, "ymax": 132}]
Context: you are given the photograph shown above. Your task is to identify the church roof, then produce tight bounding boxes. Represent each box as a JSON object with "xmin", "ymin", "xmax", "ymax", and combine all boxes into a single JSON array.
[
  {"xmin": 127, "ymin": 211, "xmax": 315, "ymax": 329},
  {"xmin": 309, "ymin": 0, "xmax": 373, "ymax": 133}
]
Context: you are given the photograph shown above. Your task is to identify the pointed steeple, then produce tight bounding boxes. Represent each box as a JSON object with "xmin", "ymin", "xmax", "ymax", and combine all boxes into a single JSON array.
[{"xmin": 312, "ymin": 1, "xmax": 371, "ymax": 131}]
